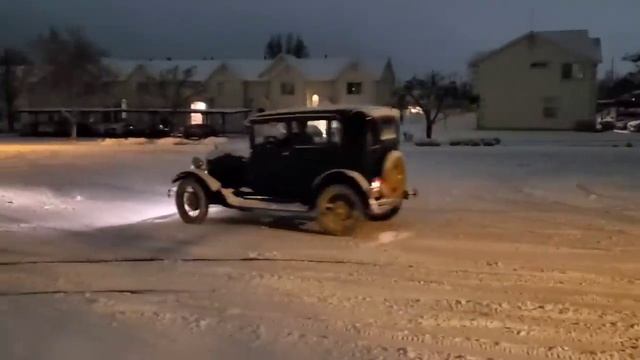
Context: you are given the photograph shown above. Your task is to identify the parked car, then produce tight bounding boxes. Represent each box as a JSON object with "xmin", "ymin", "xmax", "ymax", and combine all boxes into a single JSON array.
[
  {"xmin": 170, "ymin": 106, "xmax": 416, "ymax": 235},
  {"xmin": 627, "ymin": 120, "xmax": 640, "ymax": 133},
  {"xmin": 183, "ymin": 124, "xmax": 218, "ymax": 140}
]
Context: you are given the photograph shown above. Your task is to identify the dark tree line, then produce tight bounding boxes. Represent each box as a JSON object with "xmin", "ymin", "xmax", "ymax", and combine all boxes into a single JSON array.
[
  {"xmin": 599, "ymin": 51, "xmax": 640, "ymax": 100},
  {"xmin": 1, "ymin": 48, "xmax": 31, "ymax": 132},
  {"xmin": 264, "ymin": 33, "xmax": 309, "ymax": 59}
]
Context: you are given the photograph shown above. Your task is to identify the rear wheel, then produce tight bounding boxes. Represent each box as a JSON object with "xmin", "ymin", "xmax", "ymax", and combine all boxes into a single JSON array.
[
  {"xmin": 369, "ymin": 204, "xmax": 401, "ymax": 221},
  {"xmin": 176, "ymin": 179, "xmax": 209, "ymax": 224},
  {"xmin": 316, "ymin": 185, "xmax": 363, "ymax": 236}
]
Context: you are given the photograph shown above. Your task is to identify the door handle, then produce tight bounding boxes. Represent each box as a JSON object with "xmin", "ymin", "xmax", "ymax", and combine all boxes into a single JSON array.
[{"xmin": 281, "ymin": 151, "xmax": 290, "ymax": 156}]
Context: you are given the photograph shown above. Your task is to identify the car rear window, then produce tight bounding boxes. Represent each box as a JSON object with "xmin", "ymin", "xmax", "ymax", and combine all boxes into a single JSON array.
[{"xmin": 379, "ymin": 119, "xmax": 398, "ymax": 141}]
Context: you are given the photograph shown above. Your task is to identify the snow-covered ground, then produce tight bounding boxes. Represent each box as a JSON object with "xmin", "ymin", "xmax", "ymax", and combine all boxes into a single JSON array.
[
  {"xmin": 404, "ymin": 112, "xmax": 640, "ymax": 147},
  {"xmin": 1, "ymin": 129, "xmax": 640, "ymax": 359}
]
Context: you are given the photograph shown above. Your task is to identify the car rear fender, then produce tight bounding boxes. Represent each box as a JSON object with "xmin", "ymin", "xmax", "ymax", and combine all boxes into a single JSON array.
[{"xmin": 311, "ymin": 169, "xmax": 370, "ymax": 209}]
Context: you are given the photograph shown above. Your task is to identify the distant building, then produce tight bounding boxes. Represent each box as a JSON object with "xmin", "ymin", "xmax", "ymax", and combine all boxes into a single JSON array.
[
  {"xmin": 471, "ymin": 30, "xmax": 602, "ymax": 130},
  {"xmin": 102, "ymin": 54, "xmax": 396, "ymax": 111}
]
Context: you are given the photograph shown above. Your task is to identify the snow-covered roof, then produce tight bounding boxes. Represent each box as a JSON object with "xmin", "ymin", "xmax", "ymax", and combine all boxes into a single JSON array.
[
  {"xmin": 253, "ymin": 105, "xmax": 400, "ymax": 120},
  {"xmin": 537, "ymin": 30, "xmax": 602, "ymax": 63},
  {"xmin": 102, "ymin": 58, "xmax": 142, "ymax": 81},
  {"xmin": 100, "ymin": 56, "xmax": 392, "ymax": 82},
  {"xmin": 140, "ymin": 59, "xmax": 224, "ymax": 81},
  {"xmin": 288, "ymin": 56, "xmax": 353, "ymax": 81},
  {"xmin": 266, "ymin": 55, "xmax": 389, "ymax": 81},
  {"xmin": 471, "ymin": 30, "xmax": 602, "ymax": 66},
  {"xmin": 225, "ymin": 59, "xmax": 271, "ymax": 81}
]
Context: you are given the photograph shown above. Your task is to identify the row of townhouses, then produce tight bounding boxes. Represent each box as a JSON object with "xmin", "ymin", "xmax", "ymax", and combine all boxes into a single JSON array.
[{"xmin": 89, "ymin": 54, "xmax": 397, "ymax": 111}]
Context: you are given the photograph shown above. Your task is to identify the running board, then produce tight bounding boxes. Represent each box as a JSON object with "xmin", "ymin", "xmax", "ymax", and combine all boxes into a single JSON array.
[{"xmin": 220, "ymin": 188, "xmax": 309, "ymax": 213}]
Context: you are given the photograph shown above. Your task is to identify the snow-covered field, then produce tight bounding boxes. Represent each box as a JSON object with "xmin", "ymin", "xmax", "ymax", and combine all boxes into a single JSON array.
[{"xmin": 1, "ymin": 128, "xmax": 640, "ymax": 359}]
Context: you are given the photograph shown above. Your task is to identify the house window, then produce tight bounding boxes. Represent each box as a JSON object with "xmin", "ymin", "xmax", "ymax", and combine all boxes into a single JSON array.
[
  {"xmin": 217, "ymin": 82, "xmax": 224, "ymax": 96},
  {"xmin": 346, "ymin": 82, "xmax": 362, "ymax": 95},
  {"xmin": 530, "ymin": 61, "xmax": 549, "ymax": 69},
  {"xmin": 542, "ymin": 97, "xmax": 559, "ymax": 119},
  {"xmin": 190, "ymin": 101, "xmax": 207, "ymax": 125},
  {"xmin": 310, "ymin": 94, "xmax": 320, "ymax": 107},
  {"xmin": 561, "ymin": 63, "xmax": 585, "ymax": 80},
  {"xmin": 280, "ymin": 82, "xmax": 295, "ymax": 95}
]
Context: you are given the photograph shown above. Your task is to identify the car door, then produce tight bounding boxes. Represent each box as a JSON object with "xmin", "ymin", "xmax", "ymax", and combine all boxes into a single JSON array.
[
  {"xmin": 285, "ymin": 116, "xmax": 342, "ymax": 200},
  {"xmin": 248, "ymin": 120, "xmax": 292, "ymax": 197}
]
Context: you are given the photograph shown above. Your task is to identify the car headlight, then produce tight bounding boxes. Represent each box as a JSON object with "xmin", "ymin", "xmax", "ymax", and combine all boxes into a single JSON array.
[{"xmin": 191, "ymin": 157, "xmax": 205, "ymax": 170}]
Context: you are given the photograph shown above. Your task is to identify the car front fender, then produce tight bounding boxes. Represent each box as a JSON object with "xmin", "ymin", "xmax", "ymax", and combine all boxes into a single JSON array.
[{"xmin": 172, "ymin": 169, "xmax": 222, "ymax": 192}]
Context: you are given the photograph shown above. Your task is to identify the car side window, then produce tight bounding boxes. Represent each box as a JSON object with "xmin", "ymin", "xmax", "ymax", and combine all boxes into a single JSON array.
[
  {"xmin": 253, "ymin": 122, "xmax": 288, "ymax": 146},
  {"xmin": 291, "ymin": 119, "xmax": 339, "ymax": 146}
]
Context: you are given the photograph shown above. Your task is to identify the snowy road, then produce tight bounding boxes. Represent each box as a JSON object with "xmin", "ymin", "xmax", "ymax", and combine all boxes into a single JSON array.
[{"xmin": 1, "ymin": 138, "xmax": 640, "ymax": 359}]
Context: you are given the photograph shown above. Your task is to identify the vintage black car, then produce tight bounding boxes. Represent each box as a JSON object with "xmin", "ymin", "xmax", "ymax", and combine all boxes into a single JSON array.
[{"xmin": 171, "ymin": 106, "xmax": 415, "ymax": 235}]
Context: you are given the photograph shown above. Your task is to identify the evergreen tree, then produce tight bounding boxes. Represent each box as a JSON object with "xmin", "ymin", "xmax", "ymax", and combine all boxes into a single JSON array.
[{"xmin": 292, "ymin": 35, "xmax": 310, "ymax": 58}]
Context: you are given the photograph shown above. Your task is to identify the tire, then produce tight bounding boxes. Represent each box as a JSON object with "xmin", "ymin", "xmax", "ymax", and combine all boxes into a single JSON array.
[
  {"xmin": 381, "ymin": 151, "xmax": 407, "ymax": 200},
  {"xmin": 175, "ymin": 178, "xmax": 209, "ymax": 224},
  {"xmin": 316, "ymin": 185, "xmax": 364, "ymax": 236},
  {"xmin": 368, "ymin": 204, "xmax": 402, "ymax": 222}
]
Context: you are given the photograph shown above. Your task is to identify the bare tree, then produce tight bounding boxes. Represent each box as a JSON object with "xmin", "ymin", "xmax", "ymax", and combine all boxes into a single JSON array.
[
  {"xmin": 33, "ymin": 27, "xmax": 109, "ymax": 106},
  {"xmin": 391, "ymin": 86, "xmax": 409, "ymax": 123},
  {"xmin": 1, "ymin": 48, "xmax": 31, "ymax": 132},
  {"xmin": 151, "ymin": 66, "xmax": 205, "ymax": 109},
  {"xmin": 397, "ymin": 72, "xmax": 450, "ymax": 139}
]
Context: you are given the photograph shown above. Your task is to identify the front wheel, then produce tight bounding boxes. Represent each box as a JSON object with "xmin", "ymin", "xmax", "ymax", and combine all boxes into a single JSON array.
[
  {"xmin": 175, "ymin": 179, "xmax": 209, "ymax": 224},
  {"xmin": 316, "ymin": 185, "xmax": 364, "ymax": 236}
]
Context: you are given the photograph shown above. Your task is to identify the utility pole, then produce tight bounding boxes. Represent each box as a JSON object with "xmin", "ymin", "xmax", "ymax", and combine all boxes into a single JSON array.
[{"xmin": 528, "ymin": 8, "xmax": 536, "ymax": 32}]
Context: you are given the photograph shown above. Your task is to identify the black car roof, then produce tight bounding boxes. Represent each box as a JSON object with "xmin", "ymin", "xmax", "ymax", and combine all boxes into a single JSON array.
[{"xmin": 248, "ymin": 106, "xmax": 400, "ymax": 123}]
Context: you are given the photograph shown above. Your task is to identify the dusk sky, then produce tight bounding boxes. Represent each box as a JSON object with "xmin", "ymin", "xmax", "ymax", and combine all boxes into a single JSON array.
[{"xmin": 1, "ymin": 0, "xmax": 638, "ymax": 79}]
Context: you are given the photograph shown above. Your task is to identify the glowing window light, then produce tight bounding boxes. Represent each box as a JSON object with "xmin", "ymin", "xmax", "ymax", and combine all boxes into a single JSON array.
[
  {"xmin": 190, "ymin": 101, "xmax": 207, "ymax": 125},
  {"xmin": 311, "ymin": 94, "xmax": 320, "ymax": 107}
]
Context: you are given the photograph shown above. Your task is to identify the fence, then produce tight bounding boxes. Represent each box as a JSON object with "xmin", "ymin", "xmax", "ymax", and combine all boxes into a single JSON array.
[{"xmin": 15, "ymin": 107, "xmax": 253, "ymax": 137}]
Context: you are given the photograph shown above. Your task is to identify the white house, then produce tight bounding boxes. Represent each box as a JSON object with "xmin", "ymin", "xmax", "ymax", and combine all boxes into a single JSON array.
[
  {"xmin": 471, "ymin": 30, "xmax": 602, "ymax": 130},
  {"xmin": 103, "ymin": 54, "xmax": 396, "ymax": 111}
]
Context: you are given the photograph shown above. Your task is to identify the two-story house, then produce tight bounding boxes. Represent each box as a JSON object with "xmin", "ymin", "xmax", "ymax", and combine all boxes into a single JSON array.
[
  {"xmin": 103, "ymin": 55, "xmax": 395, "ymax": 111},
  {"xmin": 471, "ymin": 30, "xmax": 602, "ymax": 130}
]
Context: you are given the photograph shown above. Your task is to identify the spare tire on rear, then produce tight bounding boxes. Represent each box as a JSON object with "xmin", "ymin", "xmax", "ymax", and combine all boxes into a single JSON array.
[{"xmin": 381, "ymin": 150, "xmax": 407, "ymax": 200}]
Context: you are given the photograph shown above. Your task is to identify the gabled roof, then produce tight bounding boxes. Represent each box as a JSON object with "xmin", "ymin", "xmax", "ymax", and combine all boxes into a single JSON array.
[
  {"xmin": 140, "ymin": 59, "xmax": 224, "ymax": 81},
  {"xmin": 287, "ymin": 56, "xmax": 354, "ymax": 81},
  {"xmin": 225, "ymin": 59, "xmax": 271, "ymax": 81},
  {"xmin": 470, "ymin": 30, "xmax": 602, "ymax": 67},
  {"xmin": 538, "ymin": 30, "xmax": 602, "ymax": 63},
  {"xmin": 102, "ymin": 58, "xmax": 142, "ymax": 81},
  {"xmin": 261, "ymin": 54, "xmax": 390, "ymax": 81},
  {"xmin": 100, "ymin": 56, "xmax": 393, "ymax": 82}
]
